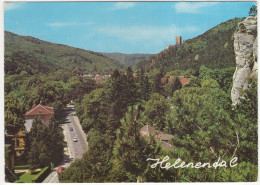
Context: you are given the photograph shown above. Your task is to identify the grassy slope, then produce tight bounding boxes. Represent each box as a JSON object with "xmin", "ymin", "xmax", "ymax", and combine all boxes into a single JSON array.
[
  {"xmin": 137, "ymin": 18, "xmax": 243, "ymax": 72},
  {"xmin": 4, "ymin": 31, "xmax": 123, "ymax": 75}
]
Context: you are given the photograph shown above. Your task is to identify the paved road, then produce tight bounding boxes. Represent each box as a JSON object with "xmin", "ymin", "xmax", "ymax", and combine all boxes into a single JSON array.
[
  {"xmin": 43, "ymin": 105, "xmax": 88, "ymax": 183},
  {"xmin": 65, "ymin": 105, "xmax": 88, "ymax": 159}
]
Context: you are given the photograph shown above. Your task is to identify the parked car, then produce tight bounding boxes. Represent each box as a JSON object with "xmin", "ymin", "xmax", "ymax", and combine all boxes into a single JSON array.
[
  {"xmin": 69, "ymin": 127, "xmax": 73, "ymax": 131},
  {"xmin": 57, "ymin": 166, "xmax": 65, "ymax": 174},
  {"xmin": 73, "ymin": 136, "xmax": 78, "ymax": 142}
]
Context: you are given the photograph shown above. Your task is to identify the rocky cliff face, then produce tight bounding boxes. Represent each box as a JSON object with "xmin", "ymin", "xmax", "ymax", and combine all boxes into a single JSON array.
[{"xmin": 231, "ymin": 16, "xmax": 257, "ymax": 105}]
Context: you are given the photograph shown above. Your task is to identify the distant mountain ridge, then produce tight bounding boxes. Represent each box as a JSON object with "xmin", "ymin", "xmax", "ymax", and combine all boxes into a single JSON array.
[
  {"xmin": 5, "ymin": 16, "xmax": 243, "ymax": 75},
  {"xmin": 4, "ymin": 31, "xmax": 123, "ymax": 75},
  {"xmin": 101, "ymin": 52, "xmax": 152, "ymax": 67},
  {"xmin": 137, "ymin": 18, "xmax": 243, "ymax": 72}
]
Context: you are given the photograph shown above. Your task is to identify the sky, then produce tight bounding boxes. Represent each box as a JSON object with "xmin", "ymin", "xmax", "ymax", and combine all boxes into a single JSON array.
[{"xmin": 4, "ymin": 1, "xmax": 256, "ymax": 54}]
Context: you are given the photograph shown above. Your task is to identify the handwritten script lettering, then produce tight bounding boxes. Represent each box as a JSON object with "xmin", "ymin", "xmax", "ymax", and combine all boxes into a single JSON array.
[{"xmin": 147, "ymin": 156, "xmax": 238, "ymax": 169}]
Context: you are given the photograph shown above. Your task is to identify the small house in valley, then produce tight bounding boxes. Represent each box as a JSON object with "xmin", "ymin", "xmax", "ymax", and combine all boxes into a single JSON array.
[
  {"xmin": 161, "ymin": 76, "xmax": 190, "ymax": 86},
  {"xmin": 139, "ymin": 125, "xmax": 174, "ymax": 149},
  {"xmin": 25, "ymin": 102, "xmax": 54, "ymax": 132},
  {"xmin": 93, "ymin": 74, "xmax": 103, "ymax": 82}
]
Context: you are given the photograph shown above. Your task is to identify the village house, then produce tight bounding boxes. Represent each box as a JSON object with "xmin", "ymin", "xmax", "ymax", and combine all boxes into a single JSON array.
[
  {"xmin": 78, "ymin": 73, "xmax": 111, "ymax": 82},
  {"xmin": 5, "ymin": 102, "xmax": 54, "ymax": 166},
  {"xmin": 25, "ymin": 102, "xmax": 54, "ymax": 132},
  {"xmin": 161, "ymin": 76, "xmax": 190, "ymax": 86},
  {"xmin": 139, "ymin": 125, "xmax": 174, "ymax": 149},
  {"xmin": 103, "ymin": 74, "xmax": 111, "ymax": 78},
  {"xmin": 93, "ymin": 74, "xmax": 103, "ymax": 82},
  {"xmin": 11, "ymin": 131, "xmax": 26, "ymax": 157},
  {"xmin": 5, "ymin": 130, "xmax": 27, "ymax": 163},
  {"xmin": 81, "ymin": 74, "xmax": 93, "ymax": 78}
]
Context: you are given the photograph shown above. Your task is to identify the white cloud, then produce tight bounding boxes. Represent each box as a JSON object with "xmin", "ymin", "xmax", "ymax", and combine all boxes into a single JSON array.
[
  {"xmin": 47, "ymin": 22, "xmax": 92, "ymax": 27},
  {"xmin": 4, "ymin": 3, "xmax": 24, "ymax": 11},
  {"xmin": 96, "ymin": 25, "xmax": 199, "ymax": 44},
  {"xmin": 174, "ymin": 2, "xmax": 218, "ymax": 14},
  {"xmin": 112, "ymin": 2, "xmax": 136, "ymax": 10}
]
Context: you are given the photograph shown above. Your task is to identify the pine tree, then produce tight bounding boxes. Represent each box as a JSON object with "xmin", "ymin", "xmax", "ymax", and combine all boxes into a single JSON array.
[
  {"xmin": 171, "ymin": 77, "xmax": 182, "ymax": 96},
  {"xmin": 249, "ymin": 5, "xmax": 257, "ymax": 16},
  {"xmin": 152, "ymin": 72, "xmax": 163, "ymax": 94},
  {"xmin": 125, "ymin": 67, "xmax": 138, "ymax": 106},
  {"xmin": 28, "ymin": 117, "xmax": 64, "ymax": 170},
  {"xmin": 143, "ymin": 75, "xmax": 151, "ymax": 101},
  {"xmin": 109, "ymin": 106, "xmax": 147, "ymax": 182},
  {"xmin": 138, "ymin": 67, "xmax": 151, "ymax": 101}
]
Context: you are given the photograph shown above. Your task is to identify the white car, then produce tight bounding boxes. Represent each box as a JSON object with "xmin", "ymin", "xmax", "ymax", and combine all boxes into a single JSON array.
[{"xmin": 73, "ymin": 136, "xmax": 78, "ymax": 142}]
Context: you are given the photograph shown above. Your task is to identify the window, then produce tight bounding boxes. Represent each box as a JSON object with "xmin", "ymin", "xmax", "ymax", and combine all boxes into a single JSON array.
[{"xmin": 15, "ymin": 139, "xmax": 20, "ymax": 147}]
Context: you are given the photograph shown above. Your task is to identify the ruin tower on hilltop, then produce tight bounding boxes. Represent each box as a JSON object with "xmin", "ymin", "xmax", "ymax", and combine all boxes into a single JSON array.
[{"xmin": 176, "ymin": 36, "xmax": 182, "ymax": 45}]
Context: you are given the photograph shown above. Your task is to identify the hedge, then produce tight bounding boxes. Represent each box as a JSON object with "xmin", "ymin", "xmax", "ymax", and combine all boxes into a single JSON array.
[
  {"xmin": 14, "ymin": 165, "xmax": 30, "ymax": 170},
  {"xmin": 32, "ymin": 166, "xmax": 50, "ymax": 183},
  {"xmin": 14, "ymin": 166, "xmax": 50, "ymax": 183}
]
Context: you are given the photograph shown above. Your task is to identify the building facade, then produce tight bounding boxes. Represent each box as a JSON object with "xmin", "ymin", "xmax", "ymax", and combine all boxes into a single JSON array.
[{"xmin": 25, "ymin": 102, "xmax": 54, "ymax": 132}]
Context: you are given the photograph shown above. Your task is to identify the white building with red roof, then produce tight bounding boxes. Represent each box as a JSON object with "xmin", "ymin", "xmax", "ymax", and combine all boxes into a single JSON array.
[{"xmin": 25, "ymin": 102, "xmax": 54, "ymax": 132}]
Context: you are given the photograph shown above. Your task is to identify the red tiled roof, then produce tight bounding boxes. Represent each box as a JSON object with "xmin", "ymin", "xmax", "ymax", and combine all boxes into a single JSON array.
[
  {"xmin": 25, "ymin": 103, "xmax": 54, "ymax": 117},
  {"xmin": 180, "ymin": 77, "xmax": 190, "ymax": 85},
  {"xmin": 168, "ymin": 78, "xmax": 174, "ymax": 83},
  {"xmin": 161, "ymin": 78, "xmax": 167, "ymax": 84},
  {"xmin": 93, "ymin": 77, "xmax": 103, "ymax": 82},
  {"xmin": 161, "ymin": 77, "xmax": 190, "ymax": 85}
]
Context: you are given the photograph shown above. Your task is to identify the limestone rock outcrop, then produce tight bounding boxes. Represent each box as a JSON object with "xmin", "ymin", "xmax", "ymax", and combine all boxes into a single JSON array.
[{"xmin": 231, "ymin": 16, "xmax": 257, "ymax": 105}]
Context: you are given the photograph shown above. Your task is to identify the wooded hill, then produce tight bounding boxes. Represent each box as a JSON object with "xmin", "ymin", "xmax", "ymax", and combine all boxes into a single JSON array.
[
  {"xmin": 137, "ymin": 18, "xmax": 243, "ymax": 72},
  {"xmin": 4, "ymin": 31, "xmax": 123, "ymax": 75},
  {"xmin": 101, "ymin": 52, "xmax": 152, "ymax": 67}
]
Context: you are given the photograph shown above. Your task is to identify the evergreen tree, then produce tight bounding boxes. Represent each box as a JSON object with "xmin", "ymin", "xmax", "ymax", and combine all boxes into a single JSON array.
[
  {"xmin": 249, "ymin": 5, "xmax": 257, "ymax": 16},
  {"xmin": 28, "ymin": 117, "xmax": 65, "ymax": 170},
  {"xmin": 138, "ymin": 67, "xmax": 150, "ymax": 101},
  {"xmin": 152, "ymin": 72, "xmax": 163, "ymax": 94},
  {"xmin": 109, "ymin": 106, "xmax": 149, "ymax": 182},
  {"xmin": 125, "ymin": 67, "xmax": 138, "ymax": 106},
  {"xmin": 232, "ymin": 80, "xmax": 257, "ymax": 165},
  {"xmin": 171, "ymin": 77, "xmax": 182, "ymax": 96},
  {"xmin": 143, "ymin": 75, "xmax": 151, "ymax": 101},
  {"xmin": 106, "ymin": 68, "xmax": 139, "ymax": 139},
  {"xmin": 142, "ymin": 93, "xmax": 170, "ymax": 131}
]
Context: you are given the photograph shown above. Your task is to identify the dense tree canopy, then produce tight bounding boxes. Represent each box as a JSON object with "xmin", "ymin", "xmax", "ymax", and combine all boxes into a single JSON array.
[
  {"xmin": 28, "ymin": 117, "xmax": 65, "ymax": 170},
  {"xmin": 61, "ymin": 65, "xmax": 257, "ymax": 182},
  {"xmin": 5, "ymin": 98, "xmax": 25, "ymax": 135}
]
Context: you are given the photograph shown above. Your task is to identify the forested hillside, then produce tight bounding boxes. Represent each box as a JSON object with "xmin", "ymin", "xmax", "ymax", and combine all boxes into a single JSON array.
[
  {"xmin": 4, "ymin": 31, "xmax": 118, "ymax": 179},
  {"xmin": 4, "ymin": 31, "xmax": 121, "ymax": 113},
  {"xmin": 5, "ymin": 31, "xmax": 123, "ymax": 75},
  {"xmin": 102, "ymin": 52, "xmax": 151, "ymax": 67},
  {"xmin": 137, "ymin": 18, "xmax": 243, "ymax": 72}
]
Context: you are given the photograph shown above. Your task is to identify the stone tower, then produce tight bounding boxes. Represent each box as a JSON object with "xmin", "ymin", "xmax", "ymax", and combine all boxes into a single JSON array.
[{"xmin": 176, "ymin": 36, "xmax": 182, "ymax": 45}]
